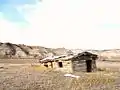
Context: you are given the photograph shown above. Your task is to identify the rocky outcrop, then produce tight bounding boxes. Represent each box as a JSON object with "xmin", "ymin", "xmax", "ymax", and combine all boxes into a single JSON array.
[
  {"xmin": 0, "ymin": 42, "xmax": 73, "ymax": 59},
  {"xmin": 0, "ymin": 42, "xmax": 120, "ymax": 60}
]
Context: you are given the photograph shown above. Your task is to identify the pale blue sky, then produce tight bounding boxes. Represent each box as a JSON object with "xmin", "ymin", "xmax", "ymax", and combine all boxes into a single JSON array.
[
  {"xmin": 0, "ymin": 0, "xmax": 36, "ymax": 22},
  {"xmin": 0, "ymin": 0, "xmax": 120, "ymax": 50}
]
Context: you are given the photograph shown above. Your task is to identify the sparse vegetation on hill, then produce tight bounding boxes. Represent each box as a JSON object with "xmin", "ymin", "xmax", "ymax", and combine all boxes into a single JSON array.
[
  {"xmin": 0, "ymin": 42, "xmax": 73, "ymax": 59},
  {"xmin": 1, "ymin": 42, "xmax": 120, "ymax": 61}
]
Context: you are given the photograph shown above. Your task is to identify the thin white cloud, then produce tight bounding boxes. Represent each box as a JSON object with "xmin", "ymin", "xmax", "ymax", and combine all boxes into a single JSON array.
[{"xmin": 1, "ymin": 0, "xmax": 120, "ymax": 49}]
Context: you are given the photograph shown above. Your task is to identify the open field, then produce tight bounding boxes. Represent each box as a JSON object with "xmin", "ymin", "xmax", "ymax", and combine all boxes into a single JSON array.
[
  {"xmin": 1, "ymin": 60, "xmax": 120, "ymax": 90},
  {"xmin": 0, "ymin": 59, "xmax": 38, "ymax": 64}
]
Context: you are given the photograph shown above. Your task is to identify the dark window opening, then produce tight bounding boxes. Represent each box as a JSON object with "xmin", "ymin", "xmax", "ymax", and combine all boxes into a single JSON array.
[
  {"xmin": 44, "ymin": 63, "xmax": 48, "ymax": 67},
  {"xmin": 58, "ymin": 62, "xmax": 63, "ymax": 68}
]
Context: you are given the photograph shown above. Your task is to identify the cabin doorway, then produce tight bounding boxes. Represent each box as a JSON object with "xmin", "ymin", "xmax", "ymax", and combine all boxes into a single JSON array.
[{"xmin": 86, "ymin": 60, "xmax": 92, "ymax": 72}]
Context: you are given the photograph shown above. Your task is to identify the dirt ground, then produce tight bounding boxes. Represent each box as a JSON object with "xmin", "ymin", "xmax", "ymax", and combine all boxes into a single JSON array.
[{"xmin": 1, "ymin": 60, "xmax": 120, "ymax": 90}]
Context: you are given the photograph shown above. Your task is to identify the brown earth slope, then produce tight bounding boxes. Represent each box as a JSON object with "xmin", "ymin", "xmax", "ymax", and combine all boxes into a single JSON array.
[
  {"xmin": 1, "ymin": 42, "xmax": 120, "ymax": 60},
  {"xmin": 0, "ymin": 42, "xmax": 73, "ymax": 59}
]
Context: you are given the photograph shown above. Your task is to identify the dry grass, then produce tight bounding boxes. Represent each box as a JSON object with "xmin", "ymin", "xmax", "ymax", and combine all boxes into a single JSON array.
[
  {"xmin": 0, "ymin": 61, "xmax": 120, "ymax": 90},
  {"xmin": 0, "ymin": 65, "xmax": 119, "ymax": 90},
  {"xmin": 31, "ymin": 65, "xmax": 48, "ymax": 71}
]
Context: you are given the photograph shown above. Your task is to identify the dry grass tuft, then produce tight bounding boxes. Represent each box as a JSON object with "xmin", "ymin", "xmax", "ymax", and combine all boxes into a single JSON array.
[
  {"xmin": 31, "ymin": 65, "xmax": 48, "ymax": 71},
  {"xmin": 66, "ymin": 71, "xmax": 116, "ymax": 90}
]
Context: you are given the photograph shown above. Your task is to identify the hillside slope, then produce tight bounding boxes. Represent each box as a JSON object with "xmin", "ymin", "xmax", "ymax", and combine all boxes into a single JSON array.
[
  {"xmin": 0, "ymin": 42, "xmax": 73, "ymax": 59},
  {"xmin": 1, "ymin": 42, "xmax": 120, "ymax": 60}
]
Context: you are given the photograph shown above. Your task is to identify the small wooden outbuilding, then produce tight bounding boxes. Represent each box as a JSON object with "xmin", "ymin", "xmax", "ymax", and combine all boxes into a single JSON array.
[
  {"xmin": 72, "ymin": 52, "xmax": 98, "ymax": 72},
  {"xmin": 39, "ymin": 52, "xmax": 98, "ymax": 73}
]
